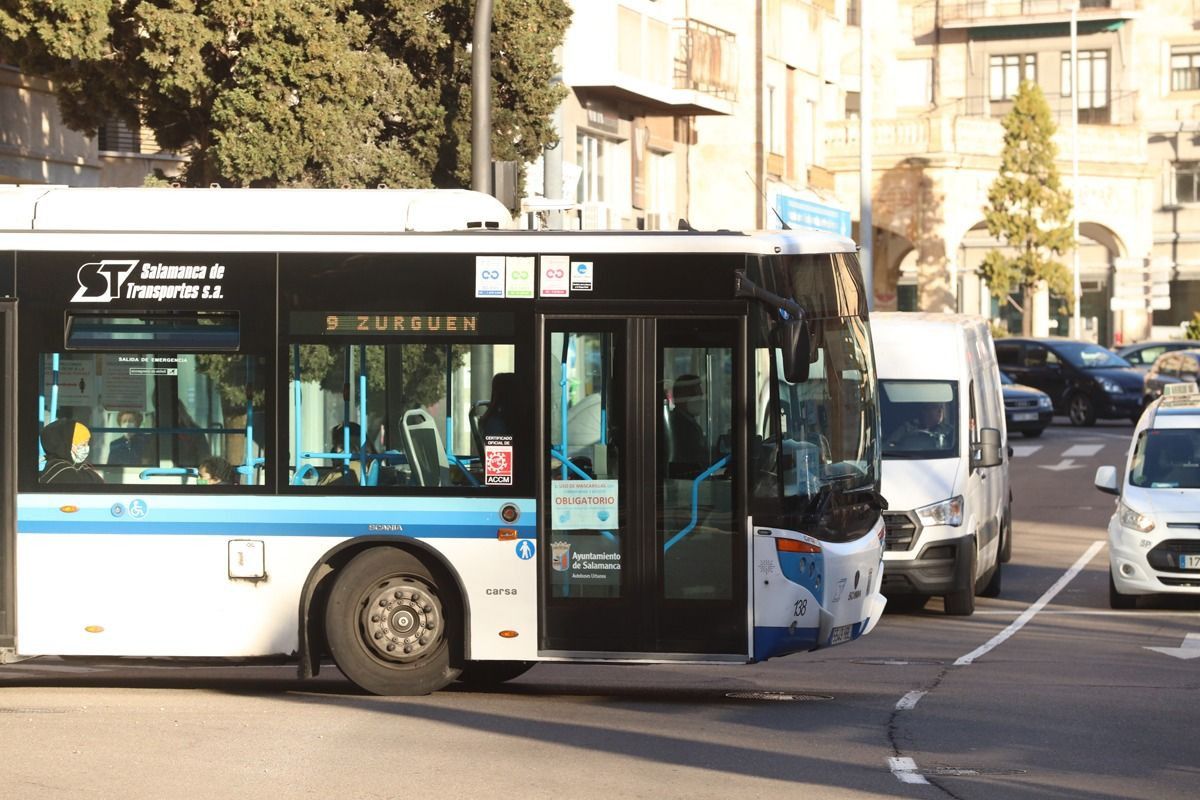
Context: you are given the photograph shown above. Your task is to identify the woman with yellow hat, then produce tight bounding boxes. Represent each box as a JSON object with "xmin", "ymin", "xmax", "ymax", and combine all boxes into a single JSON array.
[{"xmin": 40, "ymin": 418, "xmax": 104, "ymax": 484}]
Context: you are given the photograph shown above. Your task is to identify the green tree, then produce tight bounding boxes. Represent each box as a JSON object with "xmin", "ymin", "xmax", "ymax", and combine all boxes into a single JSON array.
[
  {"xmin": 0, "ymin": 0, "xmax": 570, "ymax": 189},
  {"xmin": 979, "ymin": 81, "xmax": 1075, "ymax": 337}
]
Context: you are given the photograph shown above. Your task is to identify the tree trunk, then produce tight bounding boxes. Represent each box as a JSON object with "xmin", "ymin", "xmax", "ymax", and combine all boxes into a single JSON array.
[{"xmin": 1022, "ymin": 287, "xmax": 1034, "ymax": 337}]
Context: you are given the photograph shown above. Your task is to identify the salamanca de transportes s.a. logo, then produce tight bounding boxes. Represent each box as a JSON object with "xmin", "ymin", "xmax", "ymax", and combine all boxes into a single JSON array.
[
  {"xmin": 71, "ymin": 259, "xmax": 228, "ymax": 303},
  {"xmin": 72, "ymin": 259, "xmax": 139, "ymax": 303}
]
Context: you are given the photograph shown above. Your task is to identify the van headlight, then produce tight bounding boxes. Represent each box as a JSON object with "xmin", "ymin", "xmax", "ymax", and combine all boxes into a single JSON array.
[
  {"xmin": 916, "ymin": 496, "xmax": 964, "ymax": 527},
  {"xmin": 1118, "ymin": 501, "xmax": 1155, "ymax": 533}
]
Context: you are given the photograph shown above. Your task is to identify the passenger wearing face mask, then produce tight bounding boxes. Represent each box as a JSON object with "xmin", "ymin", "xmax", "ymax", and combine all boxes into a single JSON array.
[
  {"xmin": 668, "ymin": 374, "xmax": 709, "ymax": 478},
  {"xmin": 106, "ymin": 409, "xmax": 150, "ymax": 466},
  {"xmin": 40, "ymin": 419, "xmax": 104, "ymax": 484}
]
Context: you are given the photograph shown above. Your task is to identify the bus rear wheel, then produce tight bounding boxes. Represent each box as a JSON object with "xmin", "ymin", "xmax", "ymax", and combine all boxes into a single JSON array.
[{"xmin": 324, "ymin": 547, "xmax": 460, "ymax": 695}]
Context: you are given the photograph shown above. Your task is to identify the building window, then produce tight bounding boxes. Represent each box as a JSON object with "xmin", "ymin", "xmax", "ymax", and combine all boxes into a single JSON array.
[
  {"xmin": 847, "ymin": 0, "xmax": 860, "ymax": 26},
  {"xmin": 1175, "ymin": 162, "xmax": 1200, "ymax": 205},
  {"xmin": 576, "ymin": 132, "xmax": 611, "ymax": 204},
  {"xmin": 1171, "ymin": 45, "xmax": 1200, "ymax": 93},
  {"xmin": 989, "ymin": 54, "xmax": 1035, "ymax": 101},
  {"xmin": 1061, "ymin": 50, "xmax": 1109, "ymax": 121}
]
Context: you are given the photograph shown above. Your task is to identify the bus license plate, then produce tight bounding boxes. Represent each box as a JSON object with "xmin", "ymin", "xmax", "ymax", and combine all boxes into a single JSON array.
[
  {"xmin": 1013, "ymin": 412, "xmax": 1037, "ymax": 422},
  {"xmin": 1180, "ymin": 555, "xmax": 1200, "ymax": 570},
  {"xmin": 829, "ymin": 624, "xmax": 854, "ymax": 645}
]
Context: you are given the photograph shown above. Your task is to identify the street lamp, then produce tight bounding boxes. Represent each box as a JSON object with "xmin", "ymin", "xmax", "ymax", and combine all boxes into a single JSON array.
[{"xmin": 1071, "ymin": 3, "xmax": 1081, "ymax": 339}]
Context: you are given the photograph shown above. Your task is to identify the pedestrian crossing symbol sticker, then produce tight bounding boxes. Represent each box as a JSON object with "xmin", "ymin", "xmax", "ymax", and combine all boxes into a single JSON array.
[{"xmin": 516, "ymin": 540, "xmax": 536, "ymax": 560}]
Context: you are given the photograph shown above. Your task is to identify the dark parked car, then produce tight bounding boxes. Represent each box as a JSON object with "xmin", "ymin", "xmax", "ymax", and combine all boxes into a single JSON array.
[
  {"xmin": 1115, "ymin": 340, "xmax": 1197, "ymax": 373},
  {"xmin": 1000, "ymin": 371, "xmax": 1053, "ymax": 437},
  {"xmin": 994, "ymin": 338, "xmax": 1143, "ymax": 426},
  {"xmin": 1143, "ymin": 349, "xmax": 1200, "ymax": 404}
]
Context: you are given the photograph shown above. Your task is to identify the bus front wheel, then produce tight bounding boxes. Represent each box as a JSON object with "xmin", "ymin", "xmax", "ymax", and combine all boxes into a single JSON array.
[{"xmin": 324, "ymin": 547, "xmax": 460, "ymax": 695}]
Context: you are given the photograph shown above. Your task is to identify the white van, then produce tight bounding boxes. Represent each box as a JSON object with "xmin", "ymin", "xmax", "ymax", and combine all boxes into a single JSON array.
[{"xmin": 871, "ymin": 313, "xmax": 1010, "ymax": 615}]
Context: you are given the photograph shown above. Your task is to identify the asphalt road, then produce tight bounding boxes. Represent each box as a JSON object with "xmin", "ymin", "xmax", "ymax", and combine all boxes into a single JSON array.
[{"xmin": 1, "ymin": 418, "xmax": 1196, "ymax": 799}]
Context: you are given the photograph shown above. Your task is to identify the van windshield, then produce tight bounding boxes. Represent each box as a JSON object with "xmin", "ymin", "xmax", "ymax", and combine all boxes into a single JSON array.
[
  {"xmin": 1130, "ymin": 429, "xmax": 1200, "ymax": 489},
  {"xmin": 881, "ymin": 380, "xmax": 958, "ymax": 460}
]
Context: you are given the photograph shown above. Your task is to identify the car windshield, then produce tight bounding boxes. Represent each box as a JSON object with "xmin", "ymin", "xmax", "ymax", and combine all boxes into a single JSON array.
[
  {"xmin": 1130, "ymin": 429, "xmax": 1200, "ymax": 489},
  {"xmin": 1000, "ymin": 371, "xmax": 1014, "ymax": 385},
  {"xmin": 880, "ymin": 380, "xmax": 958, "ymax": 459},
  {"xmin": 1053, "ymin": 341, "xmax": 1130, "ymax": 369}
]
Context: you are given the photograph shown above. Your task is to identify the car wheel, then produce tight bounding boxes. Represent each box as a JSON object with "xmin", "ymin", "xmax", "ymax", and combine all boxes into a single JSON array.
[
  {"xmin": 324, "ymin": 547, "xmax": 461, "ymax": 695},
  {"xmin": 943, "ymin": 544, "xmax": 976, "ymax": 616},
  {"xmin": 1108, "ymin": 570, "xmax": 1136, "ymax": 610},
  {"xmin": 1068, "ymin": 393, "xmax": 1096, "ymax": 426},
  {"xmin": 1022, "ymin": 428, "xmax": 1044, "ymax": 438}
]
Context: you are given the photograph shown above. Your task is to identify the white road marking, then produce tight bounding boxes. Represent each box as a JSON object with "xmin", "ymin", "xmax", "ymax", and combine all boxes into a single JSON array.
[
  {"xmin": 895, "ymin": 690, "xmax": 926, "ymax": 711},
  {"xmin": 887, "ymin": 757, "xmax": 930, "ymax": 785},
  {"xmin": 1010, "ymin": 445, "xmax": 1042, "ymax": 458},
  {"xmin": 974, "ymin": 609, "xmax": 1200, "ymax": 617},
  {"xmin": 1063, "ymin": 444, "xmax": 1104, "ymax": 458},
  {"xmin": 1039, "ymin": 458, "xmax": 1082, "ymax": 472},
  {"xmin": 1144, "ymin": 632, "xmax": 1200, "ymax": 660},
  {"xmin": 955, "ymin": 540, "xmax": 1105, "ymax": 667}
]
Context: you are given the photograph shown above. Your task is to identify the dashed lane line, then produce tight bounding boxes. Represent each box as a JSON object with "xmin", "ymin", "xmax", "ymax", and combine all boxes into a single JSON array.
[
  {"xmin": 888, "ymin": 757, "xmax": 930, "ymax": 785},
  {"xmin": 1062, "ymin": 444, "xmax": 1105, "ymax": 458}
]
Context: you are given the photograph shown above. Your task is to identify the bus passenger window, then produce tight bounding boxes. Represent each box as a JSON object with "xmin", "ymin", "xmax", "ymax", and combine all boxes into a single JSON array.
[
  {"xmin": 37, "ymin": 352, "xmax": 267, "ymax": 487},
  {"xmin": 288, "ymin": 342, "xmax": 517, "ymax": 490}
]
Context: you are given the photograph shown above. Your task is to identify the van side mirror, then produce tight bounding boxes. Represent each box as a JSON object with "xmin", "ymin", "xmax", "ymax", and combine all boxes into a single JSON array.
[
  {"xmin": 772, "ymin": 319, "xmax": 811, "ymax": 383},
  {"xmin": 1094, "ymin": 465, "xmax": 1120, "ymax": 496},
  {"xmin": 972, "ymin": 427, "xmax": 1003, "ymax": 469}
]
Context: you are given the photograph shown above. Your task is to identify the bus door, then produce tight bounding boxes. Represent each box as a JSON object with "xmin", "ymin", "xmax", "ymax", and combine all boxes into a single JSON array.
[
  {"xmin": 541, "ymin": 316, "xmax": 745, "ymax": 656},
  {"xmin": 0, "ymin": 300, "xmax": 14, "ymax": 647}
]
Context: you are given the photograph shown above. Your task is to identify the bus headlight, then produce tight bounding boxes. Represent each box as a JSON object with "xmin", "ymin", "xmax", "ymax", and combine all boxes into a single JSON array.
[
  {"xmin": 916, "ymin": 496, "xmax": 963, "ymax": 527},
  {"xmin": 1118, "ymin": 501, "xmax": 1155, "ymax": 533}
]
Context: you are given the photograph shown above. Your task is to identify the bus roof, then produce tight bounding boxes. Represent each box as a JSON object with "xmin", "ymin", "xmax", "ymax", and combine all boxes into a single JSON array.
[{"xmin": 0, "ymin": 186, "xmax": 857, "ymax": 256}]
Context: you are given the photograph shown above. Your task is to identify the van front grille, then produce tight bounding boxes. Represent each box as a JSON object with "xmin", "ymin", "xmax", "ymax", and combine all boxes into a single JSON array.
[{"xmin": 883, "ymin": 512, "xmax": 919, "ymax": 551}]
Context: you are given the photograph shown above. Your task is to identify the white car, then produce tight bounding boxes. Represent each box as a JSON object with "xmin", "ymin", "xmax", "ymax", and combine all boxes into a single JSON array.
[{"xmin": 1094, "ymin": 382, "xmax": 1200, "ymax": 609}]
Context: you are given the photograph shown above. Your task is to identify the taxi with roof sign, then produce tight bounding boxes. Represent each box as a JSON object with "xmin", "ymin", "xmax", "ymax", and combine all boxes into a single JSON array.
[{"xmin": 1094, "ymin": 382, "xmax": 1200, "ymax": 608}]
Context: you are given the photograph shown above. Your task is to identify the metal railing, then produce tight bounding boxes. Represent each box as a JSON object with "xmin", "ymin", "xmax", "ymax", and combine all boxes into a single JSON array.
[
  {"xmin": 949, "ymin": 90, "xmax": 1138, "ymax": 126},
  {"xmin": 673, "ymin": 18, "xmax": 737, "ymax": 102},
  {"xmin": 934, "ymin": 0, "xmax": 1138, "ymax": 24}
]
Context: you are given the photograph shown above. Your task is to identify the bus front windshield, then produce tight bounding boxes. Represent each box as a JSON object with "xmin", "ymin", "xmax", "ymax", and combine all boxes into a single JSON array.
[{"xmin": 752, "ymin": 315, "xmax": 879, "ymax": 541}]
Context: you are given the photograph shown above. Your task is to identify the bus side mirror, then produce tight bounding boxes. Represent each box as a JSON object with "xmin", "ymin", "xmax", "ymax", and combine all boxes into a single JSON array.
[
  {"xmin": 772, "ymin": 319, "xmax": 810, "ymax": 383},
  {"xmin": 972, "ymin": 427, "xmax": 1003, "ymax": 469}
]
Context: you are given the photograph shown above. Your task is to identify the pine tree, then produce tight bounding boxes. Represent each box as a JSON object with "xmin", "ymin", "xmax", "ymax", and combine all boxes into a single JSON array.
[
  {"xmin": 0, "ymin": 0, "xmax": 570, "ymax": 188},
  {"xmin": 979, "ymin": 81, "xmax": 1075, "ymax": 336}
]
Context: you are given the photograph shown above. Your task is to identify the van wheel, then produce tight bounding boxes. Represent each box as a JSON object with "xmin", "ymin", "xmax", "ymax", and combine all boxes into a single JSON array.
[
  {"xmin": 999, "ymin": 506, "xmax": 1013, "ymax": 563},
  {"xmin": 979, "ymin": 561, "xmax": 1002, "ymax": 598},
  {"xmin": 1068, "ymin": 393, "xmax": 1096, "ymax": 426},
  {"xmin": 943, "ymin": 545, "xmax": 976, "ymax": 616},
  {"xmin": 324, "ymin": 547, "xmax": 460, "ymax": 695},
  {"xmin": 1109, "ymin": 571, "xmax": 1136, "ymax": 610},
  {"xmin": 458, "ymin": 661, "xmax": 535, "ymax": 687}
]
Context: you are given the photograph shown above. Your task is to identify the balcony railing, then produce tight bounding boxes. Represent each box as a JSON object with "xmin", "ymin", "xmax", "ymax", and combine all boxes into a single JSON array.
[
  {"xmin": 950, "ymin": 90, "xmax": 1138, "ymax": 127},
  {"xmin": 934, "ymin": 0, "xmax": 1139, "ymax": 25},
  {"xmin": 673, "ymin": 19, "xmax": 737, "ymax": 103}
]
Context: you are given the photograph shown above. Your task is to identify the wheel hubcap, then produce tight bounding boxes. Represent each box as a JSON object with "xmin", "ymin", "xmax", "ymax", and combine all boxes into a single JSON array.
[{"xmin": 359, "ymin": 577, "xmax": 441, "ymax": 663}]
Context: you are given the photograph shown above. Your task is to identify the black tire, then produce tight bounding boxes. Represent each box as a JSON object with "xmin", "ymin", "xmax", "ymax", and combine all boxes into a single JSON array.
[
  {"xmin": 457, "ymin": 660, "xmax": 535, "ymax": 687},
  {"xmin": 885, "ymin": 594, "xmax": 929, "ymax": 614},
  {"xmin": 1068, "ymin": 393, "xmax": 1096, "ymax": 427},
  {"xmin": 944, "ymin": 544, "xmax": 977, "ymax": 616},
  {"xmin": 1109, "ymin": 570, "xmax": 1136, "ymax": 610},
  {"xmin": 1022, "ymin": 428, "xmax": 1044, "ymax": 438},
  {"xmin": 979, "ymin": 560, "xmax": 1002, "ymax": 598},
  {"xmin": 999, "ymin": 505, "xmax": 1013, "ymax": 564},
  {"xmin": 324, "ymin": 547, "xmax": 461, "ymax": 695}
]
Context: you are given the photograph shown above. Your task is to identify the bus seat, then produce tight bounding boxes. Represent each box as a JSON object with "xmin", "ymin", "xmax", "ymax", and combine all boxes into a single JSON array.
[{"xmin": 400, "ymin": 409, "xmax": 450, "ymax": 487}]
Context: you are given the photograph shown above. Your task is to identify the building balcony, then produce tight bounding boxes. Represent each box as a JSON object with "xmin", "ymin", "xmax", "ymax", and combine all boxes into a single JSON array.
[
  {"xmin": 951, "ymin": 90, "xmax": 1139, "ymax": 127},
  {"xmin": 824, "ymin": 106, "xmax": 1145, "ymax": 164},
  {"xmin": 562, "ymin": 3, "xmax": 735, "ymax": 116},
  {"xmin": 923, "ymin": 0, "xmax": 1140, "ymax": 29}
]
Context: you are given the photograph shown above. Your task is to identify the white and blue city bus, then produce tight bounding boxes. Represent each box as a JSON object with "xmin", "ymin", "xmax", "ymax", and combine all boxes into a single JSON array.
[{"xmin": 0, "ymin": 186, "xmax": 885, "ymax": 695}]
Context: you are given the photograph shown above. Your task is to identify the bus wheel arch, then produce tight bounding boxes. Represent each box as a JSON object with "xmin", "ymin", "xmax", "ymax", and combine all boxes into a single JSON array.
[{"xmin": 299, "ymin": 538, "xmax": 469, "ymax": 693}]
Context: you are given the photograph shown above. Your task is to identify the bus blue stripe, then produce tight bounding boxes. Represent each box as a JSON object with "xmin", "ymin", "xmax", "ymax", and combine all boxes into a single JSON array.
[{"xmin": 16, "ymin": 521, "xmax": 534, "ymax": 538}]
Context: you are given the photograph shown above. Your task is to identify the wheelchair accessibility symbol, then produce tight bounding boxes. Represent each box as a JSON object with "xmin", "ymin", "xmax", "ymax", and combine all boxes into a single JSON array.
[{"xmin": 128, "ymin": 499, "xmax": 148, "ymax": 519}]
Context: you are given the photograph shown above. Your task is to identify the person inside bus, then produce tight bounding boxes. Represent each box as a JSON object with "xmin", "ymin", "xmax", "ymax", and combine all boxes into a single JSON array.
[
  {"xmin": 479, "ymin": 372, "xmax": 517, "ymax": 437},
  {"xmin": 198, "ymin": 456, "xmax": 235, "ymax": 486},
  {"xmin": 320, "ymin": 422, "xmax": 369, "ymax": 486},
  {"xmin": 106, "ymin": 409, "xmax": 150, "ymax": 466},
  {"xmin": 40, "ymin": 419, "xmax": 104, "ymax": 484},
  {"xmin": 668, "ymin": 374, "xmax": 709, "ymax": 477}
]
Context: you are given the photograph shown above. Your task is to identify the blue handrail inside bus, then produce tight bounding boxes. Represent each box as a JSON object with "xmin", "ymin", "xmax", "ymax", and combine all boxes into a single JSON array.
[
  {"xmin": 444, "ymin": 345, "xmax": 479, "ymax": 488},
  {"xmin": 139, "ymin": 467, "xmax": 199, "ymax": 480},
  {"xmin": 663, "ymin": 455, "xmax": 730, "ymax": 553}
]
